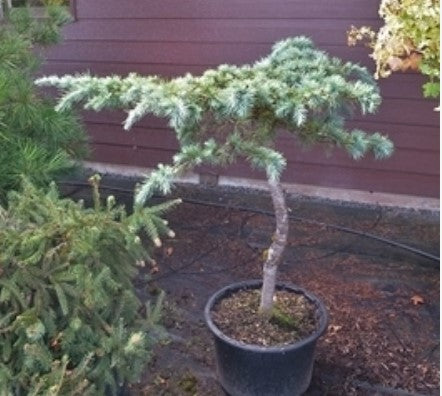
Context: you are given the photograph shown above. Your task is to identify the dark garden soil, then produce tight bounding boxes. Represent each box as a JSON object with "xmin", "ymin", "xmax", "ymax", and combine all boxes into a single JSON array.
[
  {"xmin": 64, "ymin": 175, "xmax": 440, "ymax": 396},
  {"xmin": 211, "ymin": 289, "xmax": 317, "ymax": 346}
]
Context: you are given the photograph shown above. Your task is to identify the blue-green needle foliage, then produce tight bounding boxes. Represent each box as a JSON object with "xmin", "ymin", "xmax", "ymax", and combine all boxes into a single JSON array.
[{"xmin": 37, "ymin": 37, "xmax": 394, "ymax": 204}]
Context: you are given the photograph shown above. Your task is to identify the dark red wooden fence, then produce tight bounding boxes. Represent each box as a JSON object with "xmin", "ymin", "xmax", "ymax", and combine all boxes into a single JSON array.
[{"xmin": 41, "ymin": 0, "xmax": 439, "ymax": 197}]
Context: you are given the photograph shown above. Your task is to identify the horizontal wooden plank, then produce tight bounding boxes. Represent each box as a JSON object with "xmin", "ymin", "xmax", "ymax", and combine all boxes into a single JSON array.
[
  {"xmin": 91, "ymin": 143, "xmax": 175, "ymax": 169},
  {"xmin": 348, "ymin": 121, "xmax": 439, "ymax": 152},
  {"xmin": 92, "ymin": 141, "xmax": 436, "ymax": 179},
  {"xmin": 278, "ymin": 143, "xmax": 439, "ymax": 176},
  {"xmin": 87, "ymin": 124, "xmax": 439, "ymax": 176},
  {"xmin": 75, "ymin": 94, "xmax": 439, "ymax": 133},
  {"xmin": 43, "ymin": 41, "xmax": 378, "ymax": 70},
  {"xmin": 354, "ymin": 98, "xmax": 438, "ymax": 127},
  {"xmin": 90, "ymin": 143, "xmax": 439, "ymax": 197},
  {"xmin": 82, "ymin": 113, "xmax": 439, "ymax": 149},
  {"xmin": 61, "ymin": 19, "xmax": 382, "ymax": 46},
  {"xmin": 76, "ymin": 0, "xmax": 380, "ymax": 20},
  {"xmin": 88, "ymin": 124, "xmax": 179, "ymax": 150},
  {"xmin": 86, "ymin": 119, "xmax": 439, "ymax": 153},
  {"xmin": 219, "ymin": 160, "xmax": 439, "ymax": 197},
  {"xmin": 80, "ymin": 111, "xmax": 170, "ymax": 130},
  {"xmin": 378, "ymin": 74, "xmax": 432, "ymax": 101}
]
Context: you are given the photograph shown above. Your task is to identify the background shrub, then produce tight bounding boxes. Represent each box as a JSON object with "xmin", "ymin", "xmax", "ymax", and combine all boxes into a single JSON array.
[
  {"xmin": 0, "ymin": 5, "xmax": 87, "ymax": 200},
  {"xmin": 348, "ymin": 0, "xmax": 440, "ymax": 98}
]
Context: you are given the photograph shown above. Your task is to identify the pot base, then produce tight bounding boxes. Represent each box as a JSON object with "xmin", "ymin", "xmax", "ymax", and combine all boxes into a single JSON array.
[{"xmin": 204, "ymin": 280, "xmax": 328, "ymax": 396}]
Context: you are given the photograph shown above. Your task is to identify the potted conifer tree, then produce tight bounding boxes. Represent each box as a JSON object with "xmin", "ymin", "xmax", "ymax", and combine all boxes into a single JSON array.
[{"xmin": 37, "ymin": 37, "xmax": 393, "ymax": 395}]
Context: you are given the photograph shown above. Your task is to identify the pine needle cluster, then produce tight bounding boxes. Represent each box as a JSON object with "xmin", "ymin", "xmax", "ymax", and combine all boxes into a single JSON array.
[
  {"xmin": 0, "ymin": 177, "xmax": 180, "ymax": 394},
  {"xmin": 0, "ymin": 5, "xmax": 88, "ymax": 200},
  {"xmin": 37, "ymin": 37, "xmax": 394, "ymax": 205}
]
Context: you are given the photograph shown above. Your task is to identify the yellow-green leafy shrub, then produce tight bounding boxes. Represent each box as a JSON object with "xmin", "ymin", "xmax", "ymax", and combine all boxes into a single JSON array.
[{"xmin": 348, "ymin": 0, "xmax": 440, "ymax": 98}]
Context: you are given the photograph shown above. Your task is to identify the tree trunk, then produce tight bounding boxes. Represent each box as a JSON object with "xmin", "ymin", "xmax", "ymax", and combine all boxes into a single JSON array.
[{"xmin": 259, "ymin": 179, "xmax": 289, "ymax": 314}]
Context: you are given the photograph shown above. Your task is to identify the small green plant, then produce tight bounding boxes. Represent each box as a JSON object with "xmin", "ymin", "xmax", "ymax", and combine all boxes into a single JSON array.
[
  {"xmin": 0, "ymin": 5, "xmax": 87, "ymax": 200},
  {"xmin": 9, "ymin": 0, "xmax": 70, "ymax": 9},
  {"xmin": 37, "ymin": 37, "xmax": 393, "ymax": 315},
  {"xmin": 0, "ymin": 176, "xmax": 180, "ymax": 394},
  {"xmin": 348, "ymin": 0, "xmax": 440, "ymax": 98}
]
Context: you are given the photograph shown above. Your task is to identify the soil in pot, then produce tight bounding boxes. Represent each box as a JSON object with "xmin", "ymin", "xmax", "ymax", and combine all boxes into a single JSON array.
[{"xmin": 211, "ymin": 288, "xmax": 317, "ymax": 347}]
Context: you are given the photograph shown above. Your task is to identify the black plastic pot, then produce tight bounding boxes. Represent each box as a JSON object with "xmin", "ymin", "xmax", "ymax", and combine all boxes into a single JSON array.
[{"xmin": 204, "ymin": 280, "xmax": 328, "ymax": 396}]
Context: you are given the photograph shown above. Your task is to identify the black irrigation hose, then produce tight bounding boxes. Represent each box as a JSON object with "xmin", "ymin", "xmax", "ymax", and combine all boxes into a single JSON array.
[
  {"xmin": 58, "ymin": 180, "xmax": 440, "ymax": 263},
  {"xmin": 183, "ymin": 197, "xmax": 440, "ymax": 263},
  {"xmin": 352, "ymin": 380, "xmax": 429, "ymax": 396}
]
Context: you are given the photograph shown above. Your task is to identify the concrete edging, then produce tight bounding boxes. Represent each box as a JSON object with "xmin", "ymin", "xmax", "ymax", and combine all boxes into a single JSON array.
[{"xmin": 83, "ymin": 161, "xmax": 440, "ymax": 212}]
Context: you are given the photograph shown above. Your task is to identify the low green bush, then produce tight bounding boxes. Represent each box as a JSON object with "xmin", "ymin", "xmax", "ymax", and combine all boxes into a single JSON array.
[{"xmin": 0, "ymin": 176, "xmax": 180, "ymax": 395}]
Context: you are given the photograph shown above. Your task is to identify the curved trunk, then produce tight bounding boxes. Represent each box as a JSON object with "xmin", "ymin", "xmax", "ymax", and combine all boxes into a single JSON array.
[{"xmin": 259, "ymin": 179, "xmax": 289, "ymax": 314}]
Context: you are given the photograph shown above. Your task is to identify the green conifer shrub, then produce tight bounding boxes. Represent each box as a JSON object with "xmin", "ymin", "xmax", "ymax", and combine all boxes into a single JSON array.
[
  {"xmin": 0, "ymin": 5, "xmax": 88, "ymax": 200},
  {"xmin": 0, "ymin": 176, "xmax": 180, "ymax": 394},
  {"xmin": 37, "ymin": 37, "xmax": 394, "ymax": 314}
]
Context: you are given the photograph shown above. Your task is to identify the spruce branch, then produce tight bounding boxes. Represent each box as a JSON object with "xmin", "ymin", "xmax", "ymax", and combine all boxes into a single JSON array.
[{"xmin": 0, "ymin": 178, "xmax": 176, "ymax": 393}]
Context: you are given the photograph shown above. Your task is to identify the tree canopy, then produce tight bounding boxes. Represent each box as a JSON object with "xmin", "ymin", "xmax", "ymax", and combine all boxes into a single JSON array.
[{"xmin": 37, "ymin": 37, "xmax": 394, "ymax": 204}]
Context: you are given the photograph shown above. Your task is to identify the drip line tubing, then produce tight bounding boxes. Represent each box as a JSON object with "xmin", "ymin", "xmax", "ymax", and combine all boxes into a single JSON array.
[{"xmin": 58, "ymin": 180, "xmax": 440, "ymax": 263}]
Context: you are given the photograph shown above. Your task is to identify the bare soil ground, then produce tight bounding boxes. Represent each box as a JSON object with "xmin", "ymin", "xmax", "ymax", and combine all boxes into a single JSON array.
[
  {"xmin": 65, "ymin": 176, "xmax": 440, "ymax": 395},
  {"xmin": 211, "ymin": 288, "xmax": 317, "ymax": 346}
]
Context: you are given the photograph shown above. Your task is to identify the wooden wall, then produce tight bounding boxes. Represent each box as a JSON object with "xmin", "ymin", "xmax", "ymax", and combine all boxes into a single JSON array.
[{"xmin": 41, "ymin": 0, "xmax": 440, "ymax": 197}]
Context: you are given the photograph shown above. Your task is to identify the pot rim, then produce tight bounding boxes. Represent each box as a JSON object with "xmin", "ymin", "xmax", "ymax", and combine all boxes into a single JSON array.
[{"xmin": 204, "ymin": 279, "xmax": 328, "ymax": 353}]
